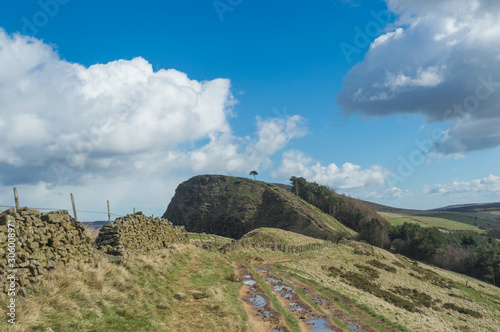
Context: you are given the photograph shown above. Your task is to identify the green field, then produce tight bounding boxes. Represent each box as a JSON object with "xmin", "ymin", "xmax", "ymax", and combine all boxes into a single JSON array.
[{"xmin": 382, "ymin": 212, "xmax": 490, "ymax": 233}]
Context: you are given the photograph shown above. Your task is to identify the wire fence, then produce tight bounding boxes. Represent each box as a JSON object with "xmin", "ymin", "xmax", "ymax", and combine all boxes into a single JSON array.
[
  {"xmin": 192, "ymin": 235, "xmax": 340, "ymax": 254},
  {"xmin": 1, "ymin": 187, "xmax": 149, "ymax": 222},
  {"xmin": 0, "ymin": 204, "xmax": 125, "ymax": 222}
]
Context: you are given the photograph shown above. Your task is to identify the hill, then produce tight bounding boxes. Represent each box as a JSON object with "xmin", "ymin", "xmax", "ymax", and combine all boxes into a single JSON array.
[
  {"xmin": 239, "ymin": 227, "xmax": 334, "ymax": 246},
  {"xmin": 362, "ymin": 200, "xmax": 500, "ymax": 236},
  {"xmin": 434, "ymin": 202, "xmax": 500, "ymax": 215},
  {"xmin": 2, "ymin": 227, "xmax": 499, "ymax": 332},
  {"xmin": 163, "ymin": 175, "xmax": 354, "ymax": 240}
]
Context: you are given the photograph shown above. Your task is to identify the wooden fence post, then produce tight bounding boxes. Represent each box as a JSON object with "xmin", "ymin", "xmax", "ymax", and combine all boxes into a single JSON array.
[
  {"xmin": 70, "ymin": 193, "xmax": 77, "ymax": 220},
  {"xmin": 13, "ymin": 187, "xmax": 19, "ymax": 210},
  {"xmin": 107, "ymin": 200, "xmax": 111, "ymax": 223}
]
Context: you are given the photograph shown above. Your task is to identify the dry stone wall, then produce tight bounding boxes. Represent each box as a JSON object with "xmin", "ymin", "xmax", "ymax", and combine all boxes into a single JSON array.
[
  {"xmin": 0, "ymin": 208, "xmax": 93, "ymax": 295},
  {"xmin": 95, "ymin": 212, "xmax": 189, "ymax": 256}
]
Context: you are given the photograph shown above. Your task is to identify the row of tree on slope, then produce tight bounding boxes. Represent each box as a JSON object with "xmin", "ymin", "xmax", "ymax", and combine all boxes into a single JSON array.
[{"xmin": 289, "ymin": 176, "xmax": 500, "ymax": 286}]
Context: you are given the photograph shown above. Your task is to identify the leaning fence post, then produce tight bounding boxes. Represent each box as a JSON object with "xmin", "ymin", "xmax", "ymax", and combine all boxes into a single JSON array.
[
  {"xmin": 13, "ymin": 187, "xmax": 19, "ymax": 210},
  {"xmin": 70, "ymin": 193, "xmax": 78, "ymax": 220}
]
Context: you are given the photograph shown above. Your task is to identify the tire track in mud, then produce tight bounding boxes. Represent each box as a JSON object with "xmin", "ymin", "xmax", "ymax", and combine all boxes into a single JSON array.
[
  {"xmin": 262, "ymin": 265, "xmax": 401, "ymax": 332},
  {"xmin": 236, "ymin": 261, "xmax": 400, "ymax": 332},
  {"xmin": 235, "ymin": 264, "xmax": 291, "ymax": 332},
  {"xmin": 256, "ymin": 268, "xmax": 346, "ymax": 332},
  {"xmin": 291, "ymin": 277, "xmax": 400, "ymax": 332}
]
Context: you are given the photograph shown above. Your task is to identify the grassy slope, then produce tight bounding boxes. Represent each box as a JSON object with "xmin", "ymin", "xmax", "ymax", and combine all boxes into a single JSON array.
[
  {"xmin": 230, "ymin": 231, "xmax": 500, "ymax": 332},
  {"xmin": 240, "ymin": 227, "xmax": 336, "ymax": 246},
  {"xmin": 277, "ymin": 187, "xmax": 356, "ymax": 237},
  {"xmin": 2, "ymin": 229, "xmax": 499, "ymax": 332},
  {"xmin": 0, "ymin": 245, "xmax": 249, "ymax": 332},
  {"xmin": 382, "ymin": 212, "xmax": 488, "ymax": 232},
  {"xmin": 366, "ymin": 199, "xmax": 500, "ymax": 234},
  {"xmin": 182, "ymin": 175, "xmax": 355, "ymax": 239}
]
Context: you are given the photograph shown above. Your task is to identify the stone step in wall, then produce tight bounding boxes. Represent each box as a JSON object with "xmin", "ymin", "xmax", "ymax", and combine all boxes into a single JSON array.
[
  {"xmin": 95, "ymin": 212, "xmax": 189, "ymax": 256},
  {"xmin": 0, "ymin": 208, "xmax": 93, "ymax": 296}
]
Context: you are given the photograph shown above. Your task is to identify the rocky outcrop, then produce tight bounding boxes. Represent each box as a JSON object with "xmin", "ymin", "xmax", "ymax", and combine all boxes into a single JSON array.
[
  {"xmin": 95, "ymin": 212, "xmax": 189, "ymax": 256},
  {"xmin": 0, "ymin": 208, "xmax": 93, "ymax": 295},
  {"xmin": 163, "ymin": 175, "xmax": 353, "ymax": 240}
]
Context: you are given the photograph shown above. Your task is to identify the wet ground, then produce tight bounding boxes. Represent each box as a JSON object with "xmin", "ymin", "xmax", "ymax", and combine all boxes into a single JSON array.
[
  {"xmin": 235, "ymin": 264, "xmax": 291, "ymax": 332},
  {"xmin": 235, "ymin": 262, "xmax": 400, "ymax": 332},
  {"xmin": 257, "ymin": 269, "xmax": 342, "ymax": 332}
]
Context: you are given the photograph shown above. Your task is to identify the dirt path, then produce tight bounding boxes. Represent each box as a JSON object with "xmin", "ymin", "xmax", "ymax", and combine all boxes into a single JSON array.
[
  {"xmin": 235, "ymin": 256, "xmax": 402, "ymax": 332},
  {"xmin": 257, "ymin": 269, "xmax": 345, "ymax": 332},
  {"xmin": 283, "ymin": 272, "xmax": 401, "ymax": 332},
  {"xmin": 283, "ymin": 274, "xmax": 393, "ymax": 332},
  {"xmin": 234, "ymin": 263, "xmax": 290, "ymax": 332}
]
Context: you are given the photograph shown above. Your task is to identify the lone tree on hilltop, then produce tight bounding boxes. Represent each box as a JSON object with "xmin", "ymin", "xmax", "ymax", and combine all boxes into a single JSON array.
[{"xmin": 249, "ymin": 170, "xmax": 258, "ymax": 180}]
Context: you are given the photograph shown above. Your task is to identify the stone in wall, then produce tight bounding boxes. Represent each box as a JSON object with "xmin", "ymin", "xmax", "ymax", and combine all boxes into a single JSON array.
[
  {"xmin": 95, "ymin": 212, "xmax": 189, "ymax": 256},
  {"xmin": 0, "ymin": 207, "xmax": 93, "ymax": 295}
]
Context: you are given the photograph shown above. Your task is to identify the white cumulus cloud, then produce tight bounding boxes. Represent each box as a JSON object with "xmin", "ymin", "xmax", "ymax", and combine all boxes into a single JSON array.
[
  {"xmin": 271, "ymin": 150, "xmax": 390, "ymax": 190},
  {"xmin": 0, "ymin": 30, "xmax": 308, "ymax": 188},
  {"xmin": 423, "ymin": 174, "xmax": 500, "ymax": 196},
  {"xmin": 337, "ymin": 0, "xmax": 500, "ymax": 154}
]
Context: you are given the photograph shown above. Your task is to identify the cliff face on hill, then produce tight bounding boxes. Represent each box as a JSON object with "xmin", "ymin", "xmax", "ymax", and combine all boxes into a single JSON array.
[{"xmin": 163, "ymin": 175, "xmax": 353, "ymax": 240}]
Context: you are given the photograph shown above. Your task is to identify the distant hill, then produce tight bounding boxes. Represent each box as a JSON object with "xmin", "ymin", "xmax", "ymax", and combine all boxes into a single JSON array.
[
  {"xmin": 433, "ymin": 202, "xmax": 500, "ymax": 215},
  {"xmin": 81, "ymin": 220, "xmax": 108, "ymax": 229},
  {"xmin": 163, "ymin": 175, "xmax": 354, "ymax": 240},
  {"xmin": 361, "ymin": 200, "xmax": 500, "ymax": 236},
  {"xmin": 361, "ymin": 199, "xmax": 500, "ymax": 216}
]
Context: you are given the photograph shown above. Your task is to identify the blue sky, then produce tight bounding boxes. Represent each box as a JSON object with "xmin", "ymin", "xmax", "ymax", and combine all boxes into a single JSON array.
[{"xmin": 0, "ymin": 0, "xmax": 499, "ymax": 220}]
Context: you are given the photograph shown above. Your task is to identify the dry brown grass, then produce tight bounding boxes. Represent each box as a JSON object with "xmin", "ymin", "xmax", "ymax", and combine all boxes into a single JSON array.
[
  {"xmin": 0, "ymin": 245, "xmax": 249, "ymax": 332},
  {"xmin": 2, "ymin": 227, "xmax": 498, "ymax": 332},
  {"xmin": 240, "ymin": 227, "xmax": 333, "ymax": 246},
  {"xmin": 83, "ymin": 225, "xmax": 100, "ymax": 242},
  {"xmin": 276, "ymin": 244, "xmax": 500, "ymax": 332}
]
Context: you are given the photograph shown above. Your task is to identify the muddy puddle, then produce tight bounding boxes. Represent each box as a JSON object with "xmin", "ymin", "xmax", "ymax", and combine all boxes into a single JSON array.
[
  {"xmin": 288, "ymin": 302, "xmax": 306, "ymax": 312},
  {"xmin": 307, "ymin": 316, "xmax": 337, "ymax": 331},
  {"xmin": 236, "ymin": 265, "xmax": 291, "ymax": 332},
  {"xmin": 273, "ymin": 285, "xmax": 294, "ymax": 292},
  {"xmin": 286, "ymin": 274, "xmax": 396, "ymax": 332},
  {"xmin": 243, "ymin": 279, "xmax": 257, "ymax": 286},
  {"xmin": 311, "ymin": 296, "xmax": 328, "ymax": 304},
  {"xmin": 248, "ymin": 294, "xmax": 267, "ymax": 308}
]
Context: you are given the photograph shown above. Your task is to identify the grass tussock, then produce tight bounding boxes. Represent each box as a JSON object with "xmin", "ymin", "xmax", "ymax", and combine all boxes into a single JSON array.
[
  {"xmin": 239, "ymin": 227, "xmax": 333, "ymax": 246},
  {"xmin": 367, "ymin": 259, "xmax": 397, "ymax": 273},
  {"xmin": 0, "ymin": 245, "xmax": 249, "ymax": 332},
  {"xmin": 409, "ymin": 265, "xmax": 457, "ymax": 289},
  {"xmin": 442, "ymin": 303, "xmax": 483, "ymax": 318},
  {"xmin": 244, "ymin": 238, "xmax": 500, "ymax": 332},
  {"xmin": 354, "ymin": 264, "xmax": 380, "ymax": 279}
]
